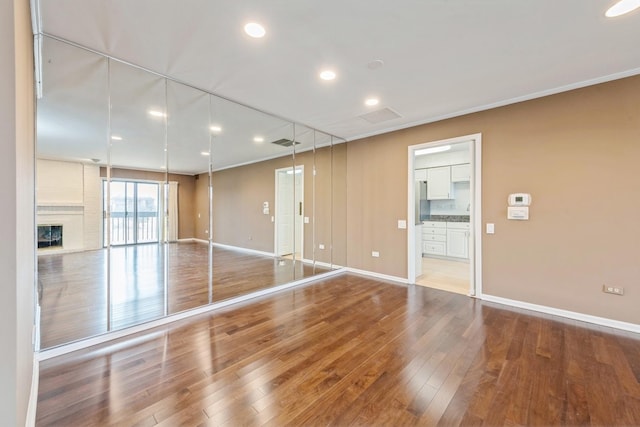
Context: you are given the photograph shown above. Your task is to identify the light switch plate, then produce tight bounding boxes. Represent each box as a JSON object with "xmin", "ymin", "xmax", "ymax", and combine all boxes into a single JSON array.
[
  {"xmin": 398, "ymin": 220, "xmax": 407, "ymax": 229},
  {"xmin": 304, "ymin": 216, "xmax": 310, "ymax": 223},
  {"xmin": 486, "ymin": 223, "xmax": 495, "ymax": 234}
]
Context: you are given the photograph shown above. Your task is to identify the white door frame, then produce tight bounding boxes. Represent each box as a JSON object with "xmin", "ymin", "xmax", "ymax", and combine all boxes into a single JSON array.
[
  {"xmin": 274, "ymin": 165, "xmax": 304, "ymax": 258},
  {"xmin": 407, "ymin": 133, "xmax": 482, "ymax": 297}
]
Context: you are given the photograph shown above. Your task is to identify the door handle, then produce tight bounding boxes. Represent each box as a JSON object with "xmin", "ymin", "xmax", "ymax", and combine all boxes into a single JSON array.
[{"xmin": 299, "ymin": 202, "xmax": 302, "ymax": 215}]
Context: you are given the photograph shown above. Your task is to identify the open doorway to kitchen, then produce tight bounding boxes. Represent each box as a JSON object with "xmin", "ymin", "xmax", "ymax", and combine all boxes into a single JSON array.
[{"xmin": 407, "ymin": 134, "xmax": 482, "ymax": 297}]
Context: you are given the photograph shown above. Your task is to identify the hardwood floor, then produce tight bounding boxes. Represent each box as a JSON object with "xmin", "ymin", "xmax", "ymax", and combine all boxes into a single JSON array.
[
  {"xmin": 38, "ymin": 241, "xmax": 330, "ymax": 349},
  {"xmin": 417, "ymin": 256, "xmax": 470, "ymax": 295},
  {"xmin": 36, "ymin": 274, "xmax": 640, "ymax": 426}
]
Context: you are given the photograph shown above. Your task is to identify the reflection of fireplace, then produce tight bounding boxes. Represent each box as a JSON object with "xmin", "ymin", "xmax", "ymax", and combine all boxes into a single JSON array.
[{"xmin": 38, "ymin": 225, "xmax": 63, "ymax": 249}]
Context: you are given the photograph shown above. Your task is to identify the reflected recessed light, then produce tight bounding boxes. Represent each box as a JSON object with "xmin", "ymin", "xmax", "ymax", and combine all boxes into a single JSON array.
[
  {"xmin": 201, "ymin": 151, "xmax": 210, "ymax": 156},
  {"xmin": 210, "ymin": 125, "xmax": 222, "ymax": 133},
  {"xmin": 244, "ymin": 22, "xmax": 266, "ymax": 38},
  {"xmin": 148, "ymin": 110, "xmax": 166, "ymax": 118},
  {"xmin": 319, "ymin": 70, "xmax": 336, "ymax": 81},
  {"xmin": 606, "ymin": 0, "xmax": 640, "ymax": 16},
  {"xmin": 365, "ymin": 98, "xmax": 379, "ymax": 107},
  {"xmin": 111, "ymin": 135, "xmax": 123, "ymax": 141},
  {"xmin": 415, "ymin": 145, "xmax": 451, "ymax": 156},
  {"xmin": 253, "ymin": 136, "xmax": 264, "ymax": 143}
]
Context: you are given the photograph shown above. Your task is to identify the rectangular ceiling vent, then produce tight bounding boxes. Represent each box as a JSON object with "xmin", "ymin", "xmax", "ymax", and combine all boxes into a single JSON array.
[
  {"xmin": 271, "ymin": 138, "xmax": 300, "ymax": 147},
  {"xmin": 358, "ymin": 107, "xmax": 402, "ymax": 124}
]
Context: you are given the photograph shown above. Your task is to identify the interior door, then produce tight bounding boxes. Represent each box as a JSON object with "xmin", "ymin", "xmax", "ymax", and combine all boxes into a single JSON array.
[{"xmin": 276, "ymin": 169, "xmax": 294, "ymax": 256}]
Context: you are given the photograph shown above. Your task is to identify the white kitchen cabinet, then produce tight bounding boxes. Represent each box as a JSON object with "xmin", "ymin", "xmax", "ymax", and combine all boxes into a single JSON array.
[
  {"xmin": 415, "ymin": 168, "xmax": 427, "ymax": 181},
  {"xmin": 426, "ymin": 166, "xmax": 452, "ymax": 200},
  {"xmin": 451, "ymin": 163, "xmax": 470, "ymax": 182},
  {"xmin": 446, "ymin": 222, "xmax": 470, "ymax": 258},
  {"xmin": 422, "ymin": 221, "xmax": 447, "ymax": 255}
]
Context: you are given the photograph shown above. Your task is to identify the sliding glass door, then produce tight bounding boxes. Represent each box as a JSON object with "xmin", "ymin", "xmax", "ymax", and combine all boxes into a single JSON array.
[{"xmin": 104, "ymin": 180, "xmax": 160, "ymax": 246}]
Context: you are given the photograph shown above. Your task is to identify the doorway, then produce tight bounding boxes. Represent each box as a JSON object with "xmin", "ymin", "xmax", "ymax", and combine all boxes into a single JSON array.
[
  {"xmin": 103, "ymin": 180, "xmax": 160, "ymax": 246},
  {"xmin": 274, "ymin": 166, "xmax": 304, "ymax": 258},
  {"xmin": 407, "ymin": 134, "xmax": 482, "ymax": 297}
]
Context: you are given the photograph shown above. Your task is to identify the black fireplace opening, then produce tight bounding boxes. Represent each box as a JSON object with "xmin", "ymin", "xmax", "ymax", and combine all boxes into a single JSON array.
[{"xmin": 38, "ymin": 225, "xmax": 63, "ymax": 249}]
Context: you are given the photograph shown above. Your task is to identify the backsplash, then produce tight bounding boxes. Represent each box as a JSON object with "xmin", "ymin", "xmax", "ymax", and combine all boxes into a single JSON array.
[{"xmin": 429, "ymin": 182, "xmax": 470, "ymax": 215}]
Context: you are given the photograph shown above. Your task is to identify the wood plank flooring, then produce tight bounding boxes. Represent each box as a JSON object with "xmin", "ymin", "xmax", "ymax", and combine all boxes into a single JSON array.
[
  {"xmin": 36, "ymin": 274, "xmax": 640, "ymax": 426},
  {"xmin": 38, "ymin": 241, "xmax": 330, "ymax": 349}
]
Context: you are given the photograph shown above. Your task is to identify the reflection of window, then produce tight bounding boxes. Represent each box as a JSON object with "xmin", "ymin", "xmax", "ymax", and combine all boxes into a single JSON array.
[{"xmin": 103, "ymin": 181, "xmax": 160, "ymax": 246}]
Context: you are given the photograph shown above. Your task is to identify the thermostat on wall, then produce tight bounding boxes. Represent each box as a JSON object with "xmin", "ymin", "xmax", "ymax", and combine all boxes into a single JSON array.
[{"xmin": 508, "ymin": 193, "xmax": 531, "ymax": 206}]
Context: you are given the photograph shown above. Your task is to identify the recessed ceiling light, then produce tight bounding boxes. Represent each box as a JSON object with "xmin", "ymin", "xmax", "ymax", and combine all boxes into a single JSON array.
[
  {"xmin": 253, "ymin": 136, "xmax": 264, "ymax": 143},
  {"xmin": 606, "ymin": 0, "xmax": 640, "ymax": 16},
  {"xmin": 244, "ymin": 22, "xmax": 266, "ymax": 38},
  {"xmin": 210, "ymin": 125, "xmax": 222, "ymax": 133},
  {"xmin": 111, "ymin": 135, "xmax": 123, "ymax": 141},
  {"xmin": 319, "ymin": 70, "xmax": 336, "ymax": 81},
  {"xmin": 148, "ymin": 110, "xmax": 166, "ymax": 118},
  {"xmin": 201, "ymin": 151, "xmax": 210, "ymax": 156},
  {"xmin": 415, "ymin": 145, "xmax": 451, "ymax": 156},
  {"xmin": 365, "ymin": 98, "xmax": 379, "ymax": 107}
]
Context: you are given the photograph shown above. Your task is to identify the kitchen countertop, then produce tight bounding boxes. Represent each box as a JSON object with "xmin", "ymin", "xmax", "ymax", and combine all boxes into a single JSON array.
[{"xmin": 422, "ymin": 215, "xmax": 470, "ymax": 223}]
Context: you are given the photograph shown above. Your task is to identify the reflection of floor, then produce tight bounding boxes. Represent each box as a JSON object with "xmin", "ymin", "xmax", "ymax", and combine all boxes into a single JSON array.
[
  {"xmin": 38, "ymin": 241, "xmax": 331, "ymax": 349},
  {"xmin": 36, "ymin": 273, "xmax": 640, "ymax": 426},
  {"xmin": 416, "ymin": 256, "xmax": 470, "ymax": 295}
]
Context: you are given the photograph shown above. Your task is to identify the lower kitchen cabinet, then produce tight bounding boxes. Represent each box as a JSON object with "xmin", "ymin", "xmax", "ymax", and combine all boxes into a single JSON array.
[{"xmin": 446, "ymin": 222, "xmax": 470, "ymax": 258}]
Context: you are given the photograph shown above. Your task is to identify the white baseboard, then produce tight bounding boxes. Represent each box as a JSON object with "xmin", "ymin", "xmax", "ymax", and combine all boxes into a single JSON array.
[
  {"xmin": 211, "ymin": 242, "xmax": 275, "ymax": 257},
  {"xmin": 482, "ymin": 294, "xmax": 640, "ymax": 334},
  {"xmin": 25, "ymin": 353, "xmax": 39, "ymax": 427},
  {"xmin": 345, "ymin": 267, "xmax": 409, "ymax": 285}
]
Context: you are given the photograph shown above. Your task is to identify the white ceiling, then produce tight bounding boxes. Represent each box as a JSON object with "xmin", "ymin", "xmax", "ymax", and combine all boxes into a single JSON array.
[{"xmin": 36, "ymin": 0, "xmax": 640, "ymax": 172}]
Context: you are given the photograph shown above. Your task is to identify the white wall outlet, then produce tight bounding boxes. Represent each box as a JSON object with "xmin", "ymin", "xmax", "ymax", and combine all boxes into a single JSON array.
[
  {"xmin": 603, "ymin": 285, "xmax": 624, "ymax": 295},
  {"xmin": 372, "ymin": 251, "xmax": 380, "ymax": 258},
  {"xmin": 271, "ymin": 216, "xmax": 274, "ymax": 222},
  {"xmin": 319, "ymin": 244, "xmax": 325, "ymax": 249},
  {"xmin": 304, "ymin": 216, "xmax": 310, "ymax": 224},
  {"xmin": 398, "ymin": 220, "xmax": 407, "ymax": 229},
  {"xmin": 486, "ymin": 223, "xmax": 495, "ymax": 234}
]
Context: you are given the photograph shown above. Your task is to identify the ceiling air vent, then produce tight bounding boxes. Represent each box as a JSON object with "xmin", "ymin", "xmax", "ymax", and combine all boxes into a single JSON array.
[
  {"xmin": 270, "ymin": 138, "xmax": 300, "ymax": 147},
  {"xmin": 358, "ymin": 107, "xmax": 402, "ymax": 124}
]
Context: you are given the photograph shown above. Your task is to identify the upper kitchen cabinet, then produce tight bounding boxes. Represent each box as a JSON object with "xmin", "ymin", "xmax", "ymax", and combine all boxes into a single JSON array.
[
  {"xmin": 451, "ymin": 163, "xmax": 471, "ymax": 182},
  {"xmin": 427, "ymin": 166, "xmax": 453, "ymax": 199}
]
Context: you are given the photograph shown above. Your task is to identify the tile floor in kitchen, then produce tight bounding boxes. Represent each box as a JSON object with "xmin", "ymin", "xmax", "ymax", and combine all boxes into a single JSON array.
[{"xmin": 416, "ymin": 256, "xmax": 470, "ymax": 295}]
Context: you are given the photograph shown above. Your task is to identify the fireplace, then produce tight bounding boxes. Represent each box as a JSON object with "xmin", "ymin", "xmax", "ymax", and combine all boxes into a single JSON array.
[{"xmin": 38, "ymin": 225, "xmax": 63, "ymax": 249}]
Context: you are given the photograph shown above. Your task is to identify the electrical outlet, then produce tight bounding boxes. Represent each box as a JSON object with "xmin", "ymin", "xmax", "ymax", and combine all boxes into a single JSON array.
[
  {"xmin": 603, "ymin": 285, "xmax": 624, "ymax": 295},
  {"xmin": 372, "ymin": 251, "xmax": 380, "ymax": 258},
  {"xmin": 319, "ymin": 244, "xmax": 325, "ymax": 249}
]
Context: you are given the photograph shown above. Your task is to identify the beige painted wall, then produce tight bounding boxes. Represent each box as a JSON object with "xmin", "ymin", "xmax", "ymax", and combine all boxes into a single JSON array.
[
  {"xmin": 101, "ymin": 168, "xmax": 197, "ymax": 239},
  {"xmin": 346, "ymin": 74, "xmax": 640, "ymax": 325},
  {"xmin": 203, "ymin": 146, "xmax": 342, "ymax": 264},
  {"xmin": 0, "ymin": 0, "xmax": 35, "ymax": 424}
]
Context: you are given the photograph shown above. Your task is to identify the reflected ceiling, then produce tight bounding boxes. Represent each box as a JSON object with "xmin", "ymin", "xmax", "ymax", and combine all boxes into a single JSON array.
[{"xmin": 37, "ymin": 0, "xmax": 640, "ymax": 163}]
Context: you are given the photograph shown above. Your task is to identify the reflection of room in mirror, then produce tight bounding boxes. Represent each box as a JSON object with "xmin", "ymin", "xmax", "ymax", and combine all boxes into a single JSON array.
[{"xmin": 35, "ymin": 35, "xmax": 346, "ymax": 350}]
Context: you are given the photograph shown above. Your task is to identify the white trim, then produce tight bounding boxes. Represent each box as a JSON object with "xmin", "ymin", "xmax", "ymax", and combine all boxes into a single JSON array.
[
  {"xmin": 300, "ymin": 258, "xmax": 338, "ymax": 269},
  {"xmin": 346, "ymin": 68, "xmax": 640, "ymax": 142},
  {"xmin": 482, "ymin": 294, "xmax": 640, "ymax": 334},
  {"xmin": 38, "ymin": 268, "xmax": 345, "ymax": 360},
  {"xmin": 346, "ymin": 267, "xmax": 409, "ymax": 285},
  {"xmin": 471, "ymin": 135, "xmax": 483, "ymax": 297},
  {"xmin": 25, "ymin": 354, "xmax": 39, "ymax": 427},
  {"xmin": 211, "ymin": 241, "xmax": 275, "ymax": 257}
]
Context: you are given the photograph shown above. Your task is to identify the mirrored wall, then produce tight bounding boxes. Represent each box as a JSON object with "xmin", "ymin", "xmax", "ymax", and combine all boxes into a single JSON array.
[{"xmin": 36, "ymin": 36, "xmax": 347, "ymax": 349}]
